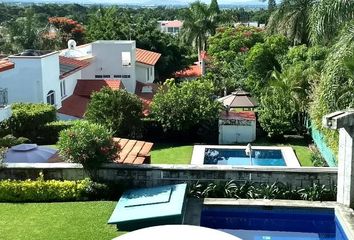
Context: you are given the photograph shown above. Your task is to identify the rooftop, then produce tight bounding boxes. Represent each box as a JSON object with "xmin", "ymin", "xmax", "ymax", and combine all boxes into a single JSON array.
[
  {"xmin": 220, "ymin": 111, "xmax": 256, "ymax": 121},
  {"xmin": 136, "ymin": 48, "xmax": 161, "ymax": 66},
  {"xmin": 59, "ymin": 56, "xmax": 90, "ymax": 79},
  {"xmin": 0, "ymin": 59, "xmax": 14, "ymax": 72},
  {"xmin": 218, "ymin": 89, "xmax": 258, "ymax": 108}
]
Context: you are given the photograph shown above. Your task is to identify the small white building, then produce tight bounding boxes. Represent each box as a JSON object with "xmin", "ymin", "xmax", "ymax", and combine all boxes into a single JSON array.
[
  {"xmin": 0, "ymin": 40, "xmax": 161, "ymax": 120},
  {"xmin": 157, "ymin": 20, "xmax": 183, "ymax": 35},
  {"xmin": 219, "ymin": 111, "xmax": 256, "ymax": 144}
]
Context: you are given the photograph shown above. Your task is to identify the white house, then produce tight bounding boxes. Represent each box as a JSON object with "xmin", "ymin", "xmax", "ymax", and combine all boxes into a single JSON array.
[
  {"xmin": 157, "ymin": 20, "xmax": 183, "ymax": 35},
  {"xmin": 0, "ymin": 40, "xmax": 161, "ymax": 120}
]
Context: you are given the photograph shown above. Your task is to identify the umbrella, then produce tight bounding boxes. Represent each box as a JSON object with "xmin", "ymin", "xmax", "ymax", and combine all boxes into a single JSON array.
[
  {"xmin": 5, "ymin": 144, "xmax": 58, "ymax": 163},
  {"xmin": 113, "ymin": 225, "xmax": 241, "ymax": 240}
]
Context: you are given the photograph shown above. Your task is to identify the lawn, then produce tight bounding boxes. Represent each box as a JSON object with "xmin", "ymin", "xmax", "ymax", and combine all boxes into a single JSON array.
[
  {"xmin": 0, "ymin": 202, "xmax": 125, "ymax": 240},
  {"xmin": 151, "ymin": 143, "xmax": 193, "ymax": 164}
]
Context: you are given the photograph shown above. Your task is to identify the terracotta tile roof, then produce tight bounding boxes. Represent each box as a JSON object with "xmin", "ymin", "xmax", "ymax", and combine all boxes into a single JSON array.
[
  {"xmin": 113, "ymin": 137, "xmax": 153, "ymax": 164},
  {"xmin": 0, "ymin": 59, "xmax": 14, "ymax": 72},
  {"xmin": 58, "ymin": 94, "xmax": 89, "ymax": 118},
  {"xmin": 220, "ymin": 111, "xmax": 256, "ymax": 121},
  {"xmin": 135, "ymin": 81, "xmax": 160, "ymax": 116},
  {"xmin": 136, "ymin": 48, "xmax": 161, "ymax": 66},
  {"xmin": 162, "ymin": 20, "xmax": 183, "ymax": 28},
  {"xmin": 74, "ymin": 79, "xmax": 125, "ymax": 97},
  {"xmin": 174, "ymin": 65, "xmax": 201, "ymax": 78},
  {"xmin": 59, "ymin": 79, "xmax": 125, "ymax": 118},
  {"xmin": 59, "ymin": 56, "xmax": 90, "ymax": 79}
]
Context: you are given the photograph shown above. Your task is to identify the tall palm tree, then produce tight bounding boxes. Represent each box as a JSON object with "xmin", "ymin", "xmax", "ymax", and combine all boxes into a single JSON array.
[
  {"xmin": 181, "ymin": 0, "xmax": 221, "ymax": 59},
  {"xmin": 267, "ymin": 0, "xmax": 313, "ymax": 45}
]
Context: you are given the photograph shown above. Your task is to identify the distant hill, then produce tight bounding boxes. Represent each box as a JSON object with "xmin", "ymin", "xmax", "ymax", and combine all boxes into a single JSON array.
[{"xmin": 1, "ymin": 0, "xmax": 270, "ymax": 8}]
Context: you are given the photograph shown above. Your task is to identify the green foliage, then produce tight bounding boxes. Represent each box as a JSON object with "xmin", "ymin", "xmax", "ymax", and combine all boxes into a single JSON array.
[
  {"xmin": 6, "ymin": 103, "xmax": 56, "ymax": 141},
  {"xmin": 40, "ymin": 120, "xmax": 77, "ymax": 144},
  {"xmin": 310, "ymin": 149, "xmax": 328, "ymax": 167},
  {"xmin": 57, "ymin": 121, "xmax": 118, "ymax": 171},
  {"xmin": 151, "ymin": 79, "xmax": 221, "ymax": 135},
  {"xmin": 258, "ymin": 89, "xmax": 294, "ymax": 138},
  {"xmin": 0, "ymin": 175, "xmax": 107, "ymax": 202},
  {"xmin": 0, "ymin": 135, "xmax": 29, "ymax": 148},
  {"xmin": 85, "ymin": 88, "xmax": 143, "ymax": 138},
  {"xmin": 188, "ymin": 180, "xmax": 336, "ymax": 201}
]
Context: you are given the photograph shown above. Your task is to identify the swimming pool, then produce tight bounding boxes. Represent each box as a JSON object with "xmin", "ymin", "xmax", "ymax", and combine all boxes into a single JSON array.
[
  {"xmin": 191, "ymin": 145, "xmax": 301, "ymax": 167},
  {"xmin": 204, "ymin": 148, "xmax": 286, "ymax": 166},
  {"xmin": 200, "ymin": 206, "xmax": 349, "ymax": 240}
]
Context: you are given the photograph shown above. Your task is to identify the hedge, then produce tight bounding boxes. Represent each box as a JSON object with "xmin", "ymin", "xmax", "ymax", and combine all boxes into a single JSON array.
[
  {"xmin": 6, "ymin": 103, "xmax": 56, "ymax": 141},
  {"xmin": 38, "ymin": 120, "xmax": 77, "ymax": 144},
  {"xmin": 0, "ymin": 175, "xmax": 107, "ymax": 202}
]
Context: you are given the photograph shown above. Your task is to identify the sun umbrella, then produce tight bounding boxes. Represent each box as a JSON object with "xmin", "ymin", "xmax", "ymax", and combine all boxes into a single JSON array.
[{"xmin": 5, "ymin": 144, "xmax": 58, "ymax": 163}]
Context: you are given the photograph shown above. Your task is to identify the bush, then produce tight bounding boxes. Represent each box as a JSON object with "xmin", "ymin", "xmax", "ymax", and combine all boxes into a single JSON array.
[
  {"xmin": 0, "ymin": 134, "xmax": 30, "ymax": 147},
  {"xmin": 6, "ymin": 103, "xmax": 56, "ymax": 141},
  {"xmin": 310, "ymin": 149, "xmax": 328, "ymax": 167},
  {"xmin": 85, "ymin": 87, "xmax": 143, "ymax": 138},
  {"xmin": 39, "ymin": 120, "xmax": 77, "ymax": 144},
  {"xmin": 188, "ymin": 180, "xmax": 336, "ymax": 201},
  {"xmin": 57, "ymin": 121, "xmax": 118, "ymax": 172},
  {"xmin": 0, "ymin": 175, "xmax": 108, "ymax": 202}
]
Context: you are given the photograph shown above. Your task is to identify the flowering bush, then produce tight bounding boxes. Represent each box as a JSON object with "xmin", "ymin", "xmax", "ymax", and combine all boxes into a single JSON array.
[{"xmin": 58, "ymin": 121, "xmax": 118, "ymax": 171}]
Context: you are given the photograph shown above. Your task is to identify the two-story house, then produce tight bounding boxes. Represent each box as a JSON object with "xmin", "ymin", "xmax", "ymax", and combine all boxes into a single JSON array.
[{"xmin": 0, "ymin": 40, "xmax": 161, "ymax": 120}]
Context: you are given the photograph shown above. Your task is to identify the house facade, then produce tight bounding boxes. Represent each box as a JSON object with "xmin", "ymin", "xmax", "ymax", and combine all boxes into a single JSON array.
[
  {"xmin": 157, "ymin": 20, "xmax": 183, "ymax": 35},
  {"xmin": 0, "ymin": 40, "xmax": 161, "ymax": 120}
]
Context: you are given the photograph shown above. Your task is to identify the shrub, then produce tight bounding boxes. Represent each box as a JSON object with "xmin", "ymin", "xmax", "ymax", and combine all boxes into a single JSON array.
[
  {"xmin": 0, "ymin": 134, "xmax": 29, "ymax": 147},
  {"xmin": 85, "ymin": 87, "xmax": 143, "ymax": 138},
  {"xmin": 57, "ymin": 121, "xmax": 118, "ymax": 172},
  {"xmin": 6, "ymin": 103, "xmax": 56, "ymax": 141},
  {"xmin": 0, "ymin": 174, "xmax": 107, "ymax": 202},
  {"xmin": 310, "ymin": 149, "xmax": 328, "ymax": 167},
  {"xmin": 39, "ymin": 120, "xmax": 77, "ymax": 144}
]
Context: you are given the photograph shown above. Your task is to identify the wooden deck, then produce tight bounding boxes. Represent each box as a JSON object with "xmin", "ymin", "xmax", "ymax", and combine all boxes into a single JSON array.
[{"xmin": 113, "ymin": 138, "xmax": 153, "ymax": 164}]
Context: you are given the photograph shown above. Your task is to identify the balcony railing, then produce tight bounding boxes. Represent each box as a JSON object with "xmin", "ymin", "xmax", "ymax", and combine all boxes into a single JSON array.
[{"xmin": 0, "ymin": 88, "xmax": 8, "ymax": 108}]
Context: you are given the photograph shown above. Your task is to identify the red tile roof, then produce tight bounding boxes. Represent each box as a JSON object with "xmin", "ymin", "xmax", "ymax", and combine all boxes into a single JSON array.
[
  {"xmin": 0, "ymin": 59, "xmax": 14, "ymax": 72},
  {"xmin": 58, "ymin": 94, "xmax": 89, "ymax": 118},
  {"xmin": 220, "ymin": 111, "xmax": 256, "ymax": 121},
  {"xmin": 163, "ymin": 20, "xmax": 183, "ymax": 28},
  {"xmin": 136, "ymin": 48, "xmax": 161, "ymax": 66},
  {"xmin": 135, "ymin": 81, "xmax": 160, "ymax": 116},
  {"xmin": 59, "ymin": 79, "xmax": 125, "ymax": 118},
  {"xmin": 174, "ymin": 65, "xmax": 201, "ymax": 78},
  {"xmin": 59, "ymin": 56, "xmax": 90, "ymax": 79},
  {"xmin": 74, "ymin": 79, "xmax": 125, "ymax": 97}
]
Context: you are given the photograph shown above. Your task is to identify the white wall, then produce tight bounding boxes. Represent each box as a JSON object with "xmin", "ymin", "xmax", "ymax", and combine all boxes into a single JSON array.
[
  {"xmin": 81, "ymin": 41, "xmax": 137, "ymax": 93},
  {"xmin": 61, "ymin": 70, "xmax": 81, "ymax": 100},
  {"xmin": 136, "ymin": 63, "xmax": 155, "ymax": 83},
  {"xmin": 0, "ymin": 105, "xmax": 11, "ymax": 122},
  {"xmin": 219, "ymin": 120, "xmax": 256, "ymax": 144},
  {"xmin": 41, "ymin": 53, "xmax": 61, "ymax": 108}
]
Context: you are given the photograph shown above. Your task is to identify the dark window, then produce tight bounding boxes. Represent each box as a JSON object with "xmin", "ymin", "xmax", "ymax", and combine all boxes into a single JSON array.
[
  {"xmin": 103, "ymin": 75, "xmax": 110, "ymax": 78},
  {"xmin": 95, "ymin": 75, "xmax": 103, "ymax": 78},
  {"xmin": 114, "ymin": 75, "xmax": 122, "ymax": 78},
  {"xmin": 122, "ymin": 75, "xmax": 130, "ymax": 78},
  {"xmin": 46, "ymin": 90, "xmax": 55, "ymax": 105}
]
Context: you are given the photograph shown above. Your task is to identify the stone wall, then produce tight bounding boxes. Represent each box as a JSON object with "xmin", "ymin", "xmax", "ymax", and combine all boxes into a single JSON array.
[{"xmin": 0, "ymin": 163, "xmax": 337, "ymax": 189}]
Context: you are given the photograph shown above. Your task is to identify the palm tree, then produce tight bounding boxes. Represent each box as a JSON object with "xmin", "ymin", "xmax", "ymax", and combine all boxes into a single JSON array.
[
  {"xmin": 267, "ymin": 0, "xmax": 354, "ymax": 45},
  {"xmin": 181, "ymin": 0, "xmax": 221, "ymax": 60},
  {"xmin": 267, "ymin": 0, "xmax": 313, "ymax": 45}
]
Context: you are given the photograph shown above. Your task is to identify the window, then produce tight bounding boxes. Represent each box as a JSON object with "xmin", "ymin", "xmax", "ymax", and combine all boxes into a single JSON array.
[
  {"xmin": 146, "ymin": 69, "xmax": 149, "ymax": 80},
  {"xmin": 174, "ymin": 27, "xmax": 180, "ymax": 33},
  {"xmin": 103, "ymin": 75, "xmax": 110, "ymax": 78},
  {"xmin": 60, "ymin": 81, "xmax": 66, "ymax": 99},
  {"xmin": 122, "ymin": 52, "xmax": 131, "ymax": 67},
  {"xmin": 150, "ymin": 67, "xmax": 153, "ymax": 76},
  {"xmin": 122, "ymin": 75, "xmax": 130, "ymax": 78},
  {"xmin": 167, "ymin": 27, "xmax": 174, "ymax": 33},
  {"xmin": 95, "ymin": 75, "xmax": 103, "ymax": 78},
  {"xmin": 114, "ymin": 75, "xmax": 122, "ymax": 78},
  {"xmin": 46, "ymin": 90, "xmax": 55, "ymax": 105}
]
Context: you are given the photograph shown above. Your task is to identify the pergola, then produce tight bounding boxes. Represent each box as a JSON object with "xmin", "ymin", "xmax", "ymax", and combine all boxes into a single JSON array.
[{"xmin": 217, "ymin": 89, "xmax": 258, "ymax": 111}]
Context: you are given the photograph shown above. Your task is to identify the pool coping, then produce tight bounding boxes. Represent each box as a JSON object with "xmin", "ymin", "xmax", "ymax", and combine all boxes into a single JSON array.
[
  {"xmin": 199, "ymin": 199, "xmax": 354, "ymax": 239},
  {"xmin": 191, "ymin": 145, "xmax": 301, "ymax": 167}
]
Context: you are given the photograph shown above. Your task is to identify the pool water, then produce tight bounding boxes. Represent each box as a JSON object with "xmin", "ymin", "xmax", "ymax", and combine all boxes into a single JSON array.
[
  {"xmin": 200, "ymin": 206, "xmax": 348, "ymax": 240},
  {"xmin": 204, "ymin": 148, "xmax": 286, "ymax": 166}
]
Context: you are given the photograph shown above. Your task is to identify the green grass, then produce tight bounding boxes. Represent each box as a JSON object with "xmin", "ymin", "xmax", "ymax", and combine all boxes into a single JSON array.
[
  {"xmin": 0, "ymin": 202, "xmax": 125, "ymax": 240},
  {"xmin": 254, "ymin": 137, "xmax": 313, "ymax": 166},
  {"xmin": 151, "ymin": 143, "xmax": 193, "ymax": 164}
]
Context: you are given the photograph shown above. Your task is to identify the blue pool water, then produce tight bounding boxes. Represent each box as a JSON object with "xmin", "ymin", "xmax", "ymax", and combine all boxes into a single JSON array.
[
  {"xmin": 204, "ymin": 148, "xmax": 286, "ymax": 166},
  {"xmin": 200, "ymin": 206, "xmax": 349, "ymax": 240}
]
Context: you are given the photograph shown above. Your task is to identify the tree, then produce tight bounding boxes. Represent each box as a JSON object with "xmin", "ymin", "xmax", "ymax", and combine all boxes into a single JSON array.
[
  {"xmin": 258, "ymin": 88, "xmax": 294, "ymax": 138},
  {"xmin": 85, "ymin": 88, "xmax": 143, "ymax": 138},
  {"xmin": 151, "ymin": 79, "xmax": 221, "ymax": 136},
  {"xmin": 268, "ymin": 0, "xmax": 277, "ymax": 11},
  {"xmin": 181, "ymin": 0, "xmax": 222, "ymax": 59}
]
